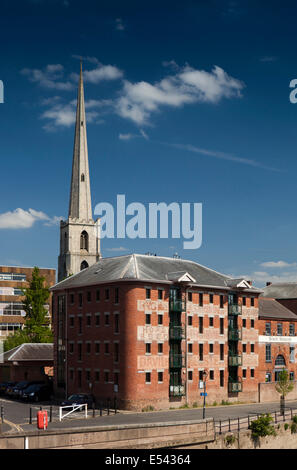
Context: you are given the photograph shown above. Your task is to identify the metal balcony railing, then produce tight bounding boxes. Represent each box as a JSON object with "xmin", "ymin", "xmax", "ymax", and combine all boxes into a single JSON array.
[
  {"xmin": 169, "ymin": 353, "xmax": 186, "ymax": 368},
  {"xmin": 169, "ymin": 299, "xmax": 186, "ymax": 312},
  {"xmin": 169, "ymin": 325, "xmax": 185, "ymax": 340},
  {"xmin": 228, "ymin": 328, "xmax": 242, "ymax": 341},
  {"xmin": 228, "ymin": 304, "xmax": 242, "ymax": 316},
  {"xmin": 169, "ymin": 383, "xmax": 186, "ymax": 397},
  {"xmin": 228, "ymin": 354, "xmax": 242, "ymax": 367},
  {"xmin": 228, "ymin": 379, "xmax": 242, "ymax": 393}
]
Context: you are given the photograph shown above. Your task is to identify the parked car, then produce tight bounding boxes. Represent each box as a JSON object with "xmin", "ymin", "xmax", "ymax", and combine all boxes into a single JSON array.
[
  {"xmin": 10, "ymin": 381, "xmax": 45, "ymax": 399},
  {"xmin": 0, "ymin": 382, "xmax": 17, "ymax": 395},
  {"xmin": 21, "ymin": 383, "xmax": 52, "ymax": 402},
  {"xmin": 61, "ymin": 394, "xmax": 94, "ymax": 410}
]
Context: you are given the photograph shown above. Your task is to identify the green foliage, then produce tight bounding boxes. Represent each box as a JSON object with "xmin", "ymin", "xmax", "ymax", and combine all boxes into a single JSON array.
[
  {"xmin": 221, "ymin": 400, "xmax": 231, "ymax": 405},
  {"xmin": 142, "ymin": 405, "xmax": 155, "ymax": 412},
  {"xmin": 291, "ymin": 422, "xmax": 297, "ymax": 434},
  {"xmin": 292, "ymin": 415, "xmax": 297, "ymax": 424},
  {"xmin": 3, "ymin": 267, "xmax": 52, "ymax": 351},
  {"xmin": 275, "ymin": 369, "xmax": 294, "ymax": 398},
  {"xmin": 284, "ymin": 423, "xmax": 289, "ymax": 431},
  {"xmin": 192, "ymin": 402, "xmax": 198, "ymax": 408},
  {"xmin": 225, "ymin": 434, "xmax": 236, "ymax": 446},
  {"xmin": 249, "ymin": 414, "xmax": 276, "ymax": 440},
  {"xmin": 212, "ymin": 401, "xmax": 218, "ymax": 406}
]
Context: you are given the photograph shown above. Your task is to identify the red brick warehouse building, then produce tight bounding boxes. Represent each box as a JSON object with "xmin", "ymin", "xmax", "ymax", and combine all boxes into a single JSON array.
[{"xmin": 51, "ymin": 254, "xmax": 262, "ymax": 410}]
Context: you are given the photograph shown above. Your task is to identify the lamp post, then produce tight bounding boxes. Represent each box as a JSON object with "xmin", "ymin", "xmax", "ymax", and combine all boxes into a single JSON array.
[{"xmin": 202, "ymin": 370, "xmax": 208, "ymax": 419}]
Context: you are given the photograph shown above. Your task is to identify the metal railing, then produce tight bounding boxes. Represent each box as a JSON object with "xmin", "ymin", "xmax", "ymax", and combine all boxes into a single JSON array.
[
  {"xmin": 228, "ymin": 354, "xmax": 242, "ymax": 367},
  {"xmin": 169, "ymin": 299, "xmax": 186, "ymax": 312},
  {"xmin": 215, "ymin": 407, "xmax": 297, "ymax": 435},
  {"xmin": 228, "ymin": 304, "xmax": 242, "ymax": 316},
  {"xmin": 228, "ymin": 328, "xmax": 242, "ymax": 341},
  {"xmin": 169, "ymin": 325, "xmax": 185, "ymax": 340},
  {"xmin": 169, "ymin": 353, "xmax": 186, "ymax": 368}
]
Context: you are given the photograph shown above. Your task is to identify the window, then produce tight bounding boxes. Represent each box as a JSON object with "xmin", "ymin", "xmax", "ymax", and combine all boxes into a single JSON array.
[
  {"xmin": 114, "ymin": 343, "xmax": 119, "ymax": 362},
  {"xmin": 158, "ymin": 371, "xmax": 163, "ymax": 383},
  {"xmin": 277, "ymin": 323, "xmax": 283, "ymax": 336},
  {"xmin": 95, "ymin": 370, "xmax": 100, "ymax": 382},
  {"xmin": 104, "ymin": 342, "xmax": 110, "ymax": 355},
  {"xmin": 81, "ymin": 173, "xmax": 85, "ymax": 181},
  {"xmin": 80, "ymin": 260, "xmax": 89, "ymax": 271},
  {"xmin": 70, "ymin": 316, "xmax": 74, "ymax": 328},
  {"xmin": 209, "ymin": 294, "xmax": 213, "ymax": 304},
  {"xmin": 114, "ymin": 314, "xmax": 119, "ymax": 333},
  {"xmin": 104, "ymin": 371, "xmax": 109, "ymax": 383},
  {"xmin": 220, "ymin": 370, "xmax": 224, "ymax": 387},
  {"xmin": 188, "ymin": 316, "xmax": 193, "ymax": 326},
  {"xmin": 220, "ymin": 318, "xmax": 224, "ymax": 335},
  {"xmin": 114, "ymin": 372, "xmax": 119, "ymax": 385},
  {"xmin": 199, "ymin": 343, "xmax": 203, "ymax": 361},
  {"xmin": 96, "ymin": 289, "xmax": 100, "ymax": 302},
  {"xmin": 275, "ymin": 354, "xmax": 286, "ymax": 366},
  {"xmin": 265, "ymin": 344, "xmax": 271, "ymax": 362},
  {"xmin": 146, "ymin": 288, "xmax": 151, "ymax": 299},
  {"xmin": 220, "ymin": 344, "xmax": 224, "ymax": 361},
  {"xmin": 290, "ymin": 323, "xmax": 295, "ymax": 336},
  {"xmin": 70, "ymin": 294, "xmax": 74, "ymax": 304},
  {"xmin": 251, "ymin": 368, "xmax": 255, "ymax": 378},
  {"xmin": 251, "ymin": 319, "xmax": 255, "ymax": 328},
  {"xmin": 243, "ymin": 369, "xmax": 246, "ymax": 378},
  {"xmin": 78, "ymin": 343, "xmax": 82, "ymax": 361},
  {"xmin": 242, "ymin": 297, "xmax": 246, "ymax": 306},
  {"xmin": 199, "ymin": 317, "xmax": 203, "ymax": 334},
  {"xmin": 87, "ymin": 291, "xmax": 91, "ymax": 302},
  {"xmin": 145, "ymin": 343, "xmax": 151, "ymax": 354},
  {"xmin": 290, "ymin": 372, "xmax": 295, "ymax": 381},
  {"xmin": 251, "ymin": 343, "xmax": 255, "ymax": 353},
  {"xmin": 209, "ymin": 370, "xmax": 214, "ymax": 380},
  {"xmin": 69, "ymin": 343, "xmax": 74, "ymax": 354},
  {"xmin": 242, "ymin": 319, "xmax": 246, "ymax": 328},
  {"xmin": 265, "ymin": 322, "xmax": 271, "ymax": 335},
  {"xmin": 199, "ymin": 370, "xmax": 204, "ymax": 381},
  {"xmin": 251, "ymin": 297, "xmax": 254, "ymax": 307},
  {"xmin": 78, "ymin": 317, "xmax": 82, "ymax": 334},
  {"xmin": 188, "ymin": 292, "xmax": 192, "ymax": 302},
  {"xmin": 199, "ymin": 293, "xmax": 203, "ymax": 307},
  {"xmin": 105, "ymin": 288, "xmax": 110, "ymax": 300},
  {"xmin": 95, "ymin": 313, "xmax": 100, "ymax": 326},
  {"xmin": 209, "ymin": 317, "xmax": 214, "ymax": 327},
  {"xmin": 86, "ymin": 342, "xmax": 91, "ymax": 354},
  {"xmin": 145, "ymin": 372, "xmax": 151, "ymax": 384},
  {"xmin": 243, "ymin": 343, "xmax": 246, "ymax": 353},
  {"xmin": 158, "ymin": 343, "xmax": 163, "ymax": 354},
  {"xmin": 188, "ymin": 343, "xmax": 193, "ymax": 354},
  {"xmin": 290, "ymin": 346, "xmax": 295, "ymax": 363},
  {"xmin": 86, "ymin": 314, "xmax": 91, "ymax": 326},
  {"xmin": 265, "ymin": 372, "xmax": 272, "ymax": 383},
  {"xmin": 158, "ymin": 289, "xmax": 163, "ymax": 300},
  {"xmin": 95, "ymin": 342, "xmax": 100, "ymax": 354},
  {"xmin": 114, "ymin": 288, "xmax": 119, "ymax": 304},
  {"xmin": 105, "ymin": 313, "xmax": 110, "ymax": 326},
  {"xmin": 220, "ymin": 295, "xmax": 224, "ymax": 309},
  {"xmin": 79, "ymin": 293, "xmax": 83, "ymax": 307},
  {"xmin": 209, "ymin": 343, "xmax": 214, "ymax": 354},
  {"xmin": 158, "ymin": 314, "xmax": 163, "ymax": 325},
  {"xmin": 80, "ymin": 231, "xmax": 88, "ymax": 251},
  {"xmin": 78, "ymin": 370, "xmax": 82, "ymax": 388},
  {"xmin": 188, "ymin": 370, "xmax": 193, "ymax": 381},
  {"xmin": 146, "ymin": 314, "xmax": 151, "ymax": 325}
]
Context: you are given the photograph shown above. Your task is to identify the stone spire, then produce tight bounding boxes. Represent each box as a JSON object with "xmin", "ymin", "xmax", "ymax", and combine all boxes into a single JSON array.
[{"xmin": 68, "ymin": 61, "xmax": 93, "ymax": 222}]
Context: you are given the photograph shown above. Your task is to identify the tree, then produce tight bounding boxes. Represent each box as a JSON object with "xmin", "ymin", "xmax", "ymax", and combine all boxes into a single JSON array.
[
  {"xmin": 3, "ymin": 267, "xmax": 53, "ymax": 351},
  {"xmin": 275, "ymin": 369, "xmax": 294, "ymax": 415}
]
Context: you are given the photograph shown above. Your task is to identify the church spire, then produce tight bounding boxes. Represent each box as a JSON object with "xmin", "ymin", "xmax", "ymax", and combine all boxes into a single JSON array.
[{"xmin": 68, "ymin": 61, "xmax": 93, "ymax": 221}]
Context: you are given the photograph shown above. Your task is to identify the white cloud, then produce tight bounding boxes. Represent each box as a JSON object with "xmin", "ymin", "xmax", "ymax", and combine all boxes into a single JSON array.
[
  {"xmin": 259, "ymin": 56, "xmax": 278, "ymax": 63},
  {"xmin": 0, "ymin": 208, "xmax": 62, "ymax": 229},
  {"xmin": 119, "ymin": 133, "xmax": 136, "ymax": 140},
  {"xmin": 21, "ymin": 64, "xmax": 74, "ymax": 91},
  {"xmin": 105, "ymin": 246, "xmax": 128, "ymax": 252},
  {"xmin": 115, "ymin": 18, "xmax": 125, "ymax": 31},
  {"xmin": 260, "ymin": 260, "xmax": 297, "ymax": 268},
  {"xmin": 115, "ymin": 65, "xmax": 245, "ymax": 125},
  {"xmin": 70, "ymin": 65, "xmax": 123, "ymax": 84}
]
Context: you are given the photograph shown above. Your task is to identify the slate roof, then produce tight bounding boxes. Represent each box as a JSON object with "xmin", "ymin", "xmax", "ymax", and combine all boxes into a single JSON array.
[
  {"xmin": 258, "ymin": 298, "xmax": 297, "ymax": 321},
  {"xmin": 0, "ymin": 343, "xmax": 53, "ymax": 363},
  {"xmin": 261, "ymin": 283, "xmax": 297, "ymax": 299},
  {"xmin": 51, "ymin": 253, "xmax": 262, "ymax": 292}
]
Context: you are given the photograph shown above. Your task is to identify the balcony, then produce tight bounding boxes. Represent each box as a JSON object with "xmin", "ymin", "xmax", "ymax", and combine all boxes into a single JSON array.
[
  {"xmin": 228, "ymin": 379, "xmax": 242, "ymax": 393},
  {"xmin": 228, "ymin": 328, "xmax": 242, "ymax": 341},
  {"xmin": 169, "ymin": 299, "xmax": 186, "ymax": 312},
  {"xmin": 228, "ymin": 354, "xmax": 242, "ymax": 367},
  {"xmin": 169, "ymin": 325, "xmax": 185, "ymax": 340},
  {"xmin": 169, "ymin": 383, "xmax": 185, "ymax": 397},
  {"xmin": 169, "ymin": 353, "xmax": 186, "ymax": 368},
  {"xmin": 228, "ymin": 304, "xmax": 242, "ymax": 316}
]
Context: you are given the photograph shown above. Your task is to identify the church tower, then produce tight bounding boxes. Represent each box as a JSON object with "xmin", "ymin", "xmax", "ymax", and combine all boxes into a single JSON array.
[{"xmin": 58, "ymin": 62, "xmax": 100, "ymax": 282}]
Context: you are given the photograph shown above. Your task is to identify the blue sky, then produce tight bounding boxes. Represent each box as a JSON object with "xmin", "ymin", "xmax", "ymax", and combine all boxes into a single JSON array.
[{"xmin": 1, "ymin": 0, "xmax": 297, "ymax": 286}]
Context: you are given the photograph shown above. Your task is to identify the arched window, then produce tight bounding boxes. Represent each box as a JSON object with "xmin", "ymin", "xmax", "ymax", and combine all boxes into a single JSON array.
[
  {"xmin": 80, "ymin": 231, "xmax": 88, "ymax": 251},
  {"xmin": 81, "ymin": 173, "xmax": 85, "ymax": 182},
  {"xmin": 80, "ymin": 260, "xmax": 89, "ymax": 270},
  {"xmin": 275, "ymin": 355, "xmax": 286, "ymax": 366}
]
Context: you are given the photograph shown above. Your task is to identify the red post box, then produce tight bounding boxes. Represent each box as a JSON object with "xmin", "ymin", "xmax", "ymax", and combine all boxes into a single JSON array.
[{"xmin": 37, "ymin": 410, "xmax": 48, "ymax": 430}]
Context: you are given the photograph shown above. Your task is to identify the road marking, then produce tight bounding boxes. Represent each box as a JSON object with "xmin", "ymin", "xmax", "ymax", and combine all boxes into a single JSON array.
[{"xmin": 3, "ymin": 419, "xmax": 23, "ymax": 433}]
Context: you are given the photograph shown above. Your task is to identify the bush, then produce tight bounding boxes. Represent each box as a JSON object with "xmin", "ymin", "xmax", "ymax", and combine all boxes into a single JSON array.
[
  {"xmin": 249, "ymin": 414, "xmax": 276, "ymax": 440},
  {"xmin": 225, "ymin": 434, "xmax": 236, "ymax": 446},
  {"xmin": 292, "ymin": 415, "xmax": 297, "ymax": 424},
  {"xmin": 142, "ymin": 405, "xmax": 155, "ymax": 412},
  {"xmin": 192, "ymin": 402, "xmax": 198, "ymax": 408},
  {"xmin": 291, "ymin": 422, "xmax": 297, "ymax": 434},
  {"xmin": 284, "ymin": 423, "xmax": 289, "ymax": 431}
]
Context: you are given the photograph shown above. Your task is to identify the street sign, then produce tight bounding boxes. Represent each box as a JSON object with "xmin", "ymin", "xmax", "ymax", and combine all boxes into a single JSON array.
[{"xmin": 200, "ymin": 392, "xmax": 207, "ymax": 397}]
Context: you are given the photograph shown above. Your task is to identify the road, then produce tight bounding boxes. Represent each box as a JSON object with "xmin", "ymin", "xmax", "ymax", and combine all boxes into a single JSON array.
[{"xmin": 1, "ymin": 396, "xmax": 297, "ymax": 434}]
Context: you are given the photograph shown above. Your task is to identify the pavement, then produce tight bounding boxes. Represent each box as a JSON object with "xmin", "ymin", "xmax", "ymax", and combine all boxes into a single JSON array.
[{"xmin": 1, "ymin": 396, "xmax": 297, "ymax": 435}]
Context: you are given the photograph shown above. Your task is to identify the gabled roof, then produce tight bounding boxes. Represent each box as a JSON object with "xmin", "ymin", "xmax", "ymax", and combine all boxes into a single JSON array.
[
  {"xmin": 261, "ymin": 283, "xmax": 297, "ymax": 299},
  {"xmin": 0, "ymin": 343, "xmax": 53, "ymax": 363},
  {"xmin": 51, "ymin": 253, "xmax": 262, "ymax": 293},
  {"xmin": 259, "ymin": 298, "xmax": 297, "ymax": 321}
]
